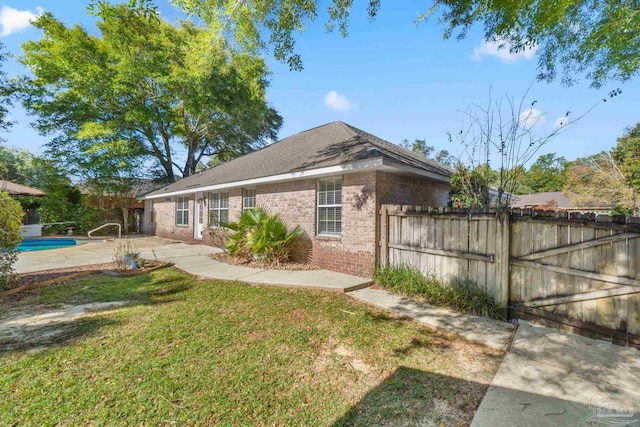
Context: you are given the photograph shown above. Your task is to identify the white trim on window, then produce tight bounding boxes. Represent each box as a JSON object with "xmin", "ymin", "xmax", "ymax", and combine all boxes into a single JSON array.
[
  {"xmin": 317, "ymin": 178, "xmax": 342, "ymax": 236},
  {"xmin": 175, "ymin": 196, "xmax": 189, "ymax": 226},
  {"xmin": 208, "ymin": 192, "xmax": 229, "ymax": 228},
  {"xmin": 149, "ymin": 200, "xmax": 155, "ymax": 223},
  {"xmin": 242, "ymin": 188, "xmax": 256, "ymax": 211}
]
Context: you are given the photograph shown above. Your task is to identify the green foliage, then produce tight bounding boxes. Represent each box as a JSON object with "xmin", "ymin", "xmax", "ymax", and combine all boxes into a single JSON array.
[
  {"xmin": 434, "ymin": 149, "xmax": 455, "ymax": 167},
  {"xmin": 400, "ymin": 138, "xmax": 434, "ymax": 158},
  {"xmin": 611, "ymin": 205, "xmax": 634, "ymax": 217},
  {"xmin": 38, "ymin": 173, "xmax": 106, "ymax": 234},
  {"xmin": 0, "ymin": 147, "xmax": 59, "ymax": 190},
  {"xmin": 0, "ymin": 191, "xmax": 24, "ymax": 291},
  {"xmin": 612, "ymin": 123, "xmax": 640, "ymax": 200},
  {"xmin": 449, "ymin": 164, "xmax": 495, "ymax": 208},
  {"xmin": 517, "ymin": 153, "xmax": 568, "ymax": 194},
  {"xmin": 375, "ymin": 264, "xmax": 504, "ymax": 320},
  {"xmin": 224, "ymin": 207, "xmax": 303, "ymax": 263},
  {"xmin": 18, "ymin": 4, "xmax": 282, "ymax": 182},
  {"xmin": 399, "ymin": 138, "xmax": 456, "ymax": 168},
  {"xmin": 167, "ymin": 0, "xmax": 638, "ymax": 86},
  {"xmin": 0, "ymin": 44, "xmax": 13, "ymax": 138}
]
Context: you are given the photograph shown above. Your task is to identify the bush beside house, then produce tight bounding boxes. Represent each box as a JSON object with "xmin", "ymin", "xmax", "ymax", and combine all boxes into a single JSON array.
[{"xmin": 0, "ymin": 191, "xmax": 25, "ymax": 291}]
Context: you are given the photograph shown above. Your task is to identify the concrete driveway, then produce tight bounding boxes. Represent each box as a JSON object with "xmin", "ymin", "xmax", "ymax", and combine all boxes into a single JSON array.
[{"xmin": 472, "ymin": 321, "xmax": 640, "ymax": 426}]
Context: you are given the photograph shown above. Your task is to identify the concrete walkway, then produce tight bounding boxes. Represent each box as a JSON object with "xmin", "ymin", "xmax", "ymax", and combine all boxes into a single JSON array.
[
  {"xmin": 166, "ymin": 252, "xmax": 371, "ymax": 292},
  {"xmin": 16, "ymin": 237, "xmax": 371, "ymax": 292},
  {"xmin": 472, "ymin": 322, "xmax": 640, "ymax": 426},
  {"xmin": 348, "ymin": 287, "xmax": 516, "ymax": 351}
]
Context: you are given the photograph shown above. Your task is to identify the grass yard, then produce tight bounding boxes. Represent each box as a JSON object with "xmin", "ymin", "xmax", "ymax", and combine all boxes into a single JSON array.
[{"xmin": 0, "ymin": 268, "xmax": 502, "ymax": 426}]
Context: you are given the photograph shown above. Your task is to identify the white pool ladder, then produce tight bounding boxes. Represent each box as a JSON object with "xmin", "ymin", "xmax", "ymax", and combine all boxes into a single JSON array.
[{"xmin": 88, "ymin": 223, "xmax": 122, "ymax": 239}]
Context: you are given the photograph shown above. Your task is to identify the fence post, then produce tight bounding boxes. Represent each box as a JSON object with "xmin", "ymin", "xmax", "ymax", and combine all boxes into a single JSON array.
[
  {"xmin": 495, "ymin": 211, "xmax": 510, "ymax": 308},
  {"xmin": 379, "ymin": 204, "xmax": 390, "ymax": 268}
]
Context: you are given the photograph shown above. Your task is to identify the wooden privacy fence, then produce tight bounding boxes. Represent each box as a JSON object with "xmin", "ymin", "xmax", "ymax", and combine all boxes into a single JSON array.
[{"xmin": 379, "ymin": 205, "xmax": 640, "ymax": 346}]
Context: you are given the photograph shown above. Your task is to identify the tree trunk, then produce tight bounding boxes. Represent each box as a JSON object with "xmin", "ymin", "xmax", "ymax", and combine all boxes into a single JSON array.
[{"xmin": 122, "ymin": 207, "xmax": 129, "ymax": 236}]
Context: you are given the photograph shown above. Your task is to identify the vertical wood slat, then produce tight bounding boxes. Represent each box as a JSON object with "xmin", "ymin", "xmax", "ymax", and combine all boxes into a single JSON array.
[
  {"xmin": 494, "ymin": 214, "xmax": 510, "ymax": 308},
  {"xmin": 379, "ymin": 205, "xmax": 390, "ymax": 268},
  {"xmin": 382, "ymin": 210, "xmax": 639, "ymax": 340}
]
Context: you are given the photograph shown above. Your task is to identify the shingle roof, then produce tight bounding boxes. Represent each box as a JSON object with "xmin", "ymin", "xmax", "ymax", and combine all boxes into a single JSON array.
[
  {"xmin": 143, "ymin": 121, "xmax": 453, "ymax": 198},
  {"xmin": 0, "ymin": 180, "xmax": 45, "ymax": 196},
  {"xmin": 510, "ymin": 191, "xmax": 572, "ymax": 208}
]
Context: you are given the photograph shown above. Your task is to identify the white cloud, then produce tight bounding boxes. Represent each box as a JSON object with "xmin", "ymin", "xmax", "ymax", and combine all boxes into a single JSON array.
[
  {"xmin": 519, "ymin": 108, "xmax": 546, "ymax": 128},
  {"xmin": 554, "ymin": 115, "xmax": 571, "ymax": 129},
  {"xmin": 323, "ymin": 90, "xmax": 353, "ymax": 112},
  {"xmin": 0, "ymin": 6, "xmax": 43, "ymax": 37},
  {"xmin": 471, "ymin": 37, "xmax": 538, "ymax": 63}
]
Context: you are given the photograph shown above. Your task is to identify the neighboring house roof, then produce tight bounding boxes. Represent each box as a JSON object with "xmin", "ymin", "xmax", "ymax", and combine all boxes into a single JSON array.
[
  {"xmin": 0, "ymin": 180, "xmax": 45, "ymax": 197},
  {"xmin": 510, "ymin": 191, "xmax": 573, "ymax": 208},
  {"xmin": 509, "ymin": 191, "xmax": 614, "ymax": 211},
  {"xmin": 79, "ymin": 179, "xmax": 166, "ymax": 198},
  {"xmin": 142, "ymin": 121, "xmax": 453, "ymax": 199}
]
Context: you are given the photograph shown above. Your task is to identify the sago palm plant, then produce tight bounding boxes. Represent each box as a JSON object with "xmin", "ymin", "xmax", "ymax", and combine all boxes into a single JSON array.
[{"xmin": 222, "ymin": 207, "xmax": 303, "ymax": 263}]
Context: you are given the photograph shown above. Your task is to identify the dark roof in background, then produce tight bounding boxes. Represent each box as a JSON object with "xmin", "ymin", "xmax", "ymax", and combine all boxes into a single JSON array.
[
  {"xmin": 510, "ymin": 191, "xmax": 572, "ymax": 208},
  {"xmin": 78, "ymin": 179, "xmax": 165, "ymax": 198},
  {"xmin": 0, "ymin": 180, "xmax": 45, "ymax": 196},
  {"xmin": 145, "ymin": 121, "xmax": 453, "ymax": 197}
]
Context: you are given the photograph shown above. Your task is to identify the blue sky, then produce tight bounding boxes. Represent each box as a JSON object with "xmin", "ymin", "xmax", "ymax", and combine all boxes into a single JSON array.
[{"xmin": 1, "ymin": 0, "xmax": 639, "ymax": 166}]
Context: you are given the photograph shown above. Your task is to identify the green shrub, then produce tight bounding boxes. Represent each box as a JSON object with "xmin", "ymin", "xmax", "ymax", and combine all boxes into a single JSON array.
[
  {"xmin": 0, "ymin": 191, "xmax": 24, "ymax": 291},
  {"xmin": 375, "ymin": 264, "xmax": 505, "ymax": 320},
  {"xmin": 223, "ymin": 207, "xmax": 303, "ymax": 263}
]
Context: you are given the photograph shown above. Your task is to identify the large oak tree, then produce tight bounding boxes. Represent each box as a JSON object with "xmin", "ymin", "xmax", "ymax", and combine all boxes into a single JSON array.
[
  {"xmin": 167, "ymin": 0, "xmax": 640, "ymax": 87},
  {"xmin": 19, "ymin": 4, "xmax": 282, "ymax": 183}
]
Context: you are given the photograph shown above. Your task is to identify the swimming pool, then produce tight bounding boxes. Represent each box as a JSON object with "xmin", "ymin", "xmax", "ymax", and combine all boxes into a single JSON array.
[{"xmin": 17, "ymin": 238, "xmax": 77, "ymax": 252}]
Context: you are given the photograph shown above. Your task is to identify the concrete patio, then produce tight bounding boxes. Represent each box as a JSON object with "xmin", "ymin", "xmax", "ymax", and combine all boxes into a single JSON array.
[{"xmin": 15, "ymin": 236, "xmax": 371, "ymax": 292}]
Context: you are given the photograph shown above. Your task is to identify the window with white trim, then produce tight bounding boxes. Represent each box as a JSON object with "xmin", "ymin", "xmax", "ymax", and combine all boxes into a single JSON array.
[
  {"xmin": 209, "ymin": 192, "xmax": 229, "ymax": 227},
  {"xmin": 317, "ymin": 178, "xmax": 342, "ymax": 235},
  {"xmin": 242, "ymin": 189, "xmax": 256, "ymax": 211},
  {"xmin": 149, "ymin": 200, "xmax": 155, "ymax": 223},
  {"xmin": 175, "ymin": 197, "xmax": 189, "ymax": 226}
]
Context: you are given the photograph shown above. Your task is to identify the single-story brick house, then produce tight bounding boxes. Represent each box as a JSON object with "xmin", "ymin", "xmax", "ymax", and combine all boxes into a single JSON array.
[{"xmin": 140, "ymin": 121, "xmax": 452, "ymax": 277}]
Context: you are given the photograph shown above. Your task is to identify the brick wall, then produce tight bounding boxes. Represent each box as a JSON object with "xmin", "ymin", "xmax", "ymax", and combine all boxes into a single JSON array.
[
  {"xmin": 376, "ymin": 171, "xmax": 450, "ymax": 207},
  {"xmin": 255, "ymin": 172, "xmax": 378, "ymax": 276},
  {"xmin": 144, "ymin": 170, "xmax": 450, "ymax": 278},
  {"xmin": 148, "ymin": 195, "xmax": 196, "ymax": 242}
]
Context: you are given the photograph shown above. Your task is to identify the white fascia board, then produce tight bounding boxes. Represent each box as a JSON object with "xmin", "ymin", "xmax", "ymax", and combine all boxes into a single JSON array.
[
  {"xmin": 141, "ymin": 158, "xmax": 385, "ymax": 200},
  {"xmin": 380, "ymin": 158, "xmax": 451, "ymax": 183}
]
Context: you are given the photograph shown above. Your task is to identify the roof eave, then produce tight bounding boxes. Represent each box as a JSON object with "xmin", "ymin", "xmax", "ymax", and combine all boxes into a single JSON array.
[{"xmin": 140, "ymin": 157, "xmax": 452, "ymax": 200}]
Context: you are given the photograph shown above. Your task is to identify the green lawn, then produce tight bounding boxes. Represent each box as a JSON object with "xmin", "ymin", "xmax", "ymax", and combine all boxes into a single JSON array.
[{"xmin": 0, "ymin": 268, "xmax": 502, "ymax": 426}]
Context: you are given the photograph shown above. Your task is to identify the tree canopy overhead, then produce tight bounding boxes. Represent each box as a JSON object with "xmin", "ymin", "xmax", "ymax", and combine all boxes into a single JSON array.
[
  {"xmin": 167, "ymin": 0, "xmax": 640, "ymax": 87},
  {"xmin": 19, "ymin": 3, "xmax": 282, "ymax": 183}
]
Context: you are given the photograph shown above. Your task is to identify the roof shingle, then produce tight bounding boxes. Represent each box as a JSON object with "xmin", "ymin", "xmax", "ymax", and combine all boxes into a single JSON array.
[
  {"xmin": 0, "ymin": 180, "xmax": 45, "ymax": 196},
  {"xmin": 144, "ymin": 121, "xmax": 452, "ymax": 198}
]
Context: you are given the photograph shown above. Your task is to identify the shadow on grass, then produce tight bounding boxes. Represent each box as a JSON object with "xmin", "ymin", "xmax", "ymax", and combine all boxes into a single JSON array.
[
  {"xmin": 333, "ymin": 366, "xmax": 484, "ymax": 426},
  {"xmin": 0, "ymin": 316, "xmax": 121, "ymax": 354},
  {"xmin": 0, "ymin": 272, "xmax": 195, "ymax": 355}
]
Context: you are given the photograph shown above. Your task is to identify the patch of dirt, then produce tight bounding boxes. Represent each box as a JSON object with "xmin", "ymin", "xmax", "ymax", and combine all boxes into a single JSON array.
[
  {"xmin": 211, "ymin": 252, "xmax": 320, "ymax": 271},
  {"xmin": 18, "ymin": 263, "xmax": 119, "ymax": 287},
  {"xmin": 0, "ymin": 301, "xmax": 127, "ymax": 352},
  {"xmin": 102, "ymin": 260, "xmax": 167, "ymax": 276}
]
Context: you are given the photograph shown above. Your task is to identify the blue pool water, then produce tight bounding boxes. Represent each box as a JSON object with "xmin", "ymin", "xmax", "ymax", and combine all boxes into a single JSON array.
[{"xmin": 18, "ymin": 238, "xmax": 77, "ymax": 252}]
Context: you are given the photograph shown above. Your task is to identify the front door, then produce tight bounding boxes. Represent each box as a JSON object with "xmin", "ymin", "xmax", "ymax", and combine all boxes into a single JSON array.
[{"xmin": 194, "ymin": 197, "xmax": 204, "ymax": 239}]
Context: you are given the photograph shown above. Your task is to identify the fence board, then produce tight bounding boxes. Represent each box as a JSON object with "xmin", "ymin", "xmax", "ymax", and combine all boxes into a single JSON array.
[{"xmin": 381, "ymin": 208, "xmax": 640, "ymax": 342}]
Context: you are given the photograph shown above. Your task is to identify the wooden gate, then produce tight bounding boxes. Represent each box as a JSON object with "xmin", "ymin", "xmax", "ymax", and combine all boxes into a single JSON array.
[
  {"xmin": 509, "ymin": 215, "xmax": 640, "ymax": 344},
  {"xmin": 379, "ymin": 205, "xmax": 640, "ymax": 346},
  {"xmin": 379, "ymin": 205, "xmax": 509, "ymax": 306}
]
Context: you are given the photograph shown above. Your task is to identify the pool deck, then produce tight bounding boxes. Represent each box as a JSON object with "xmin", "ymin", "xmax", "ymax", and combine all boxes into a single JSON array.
[{"xmin": 15, "ymin": 236, "xmax": 371, "ymax": 293}]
